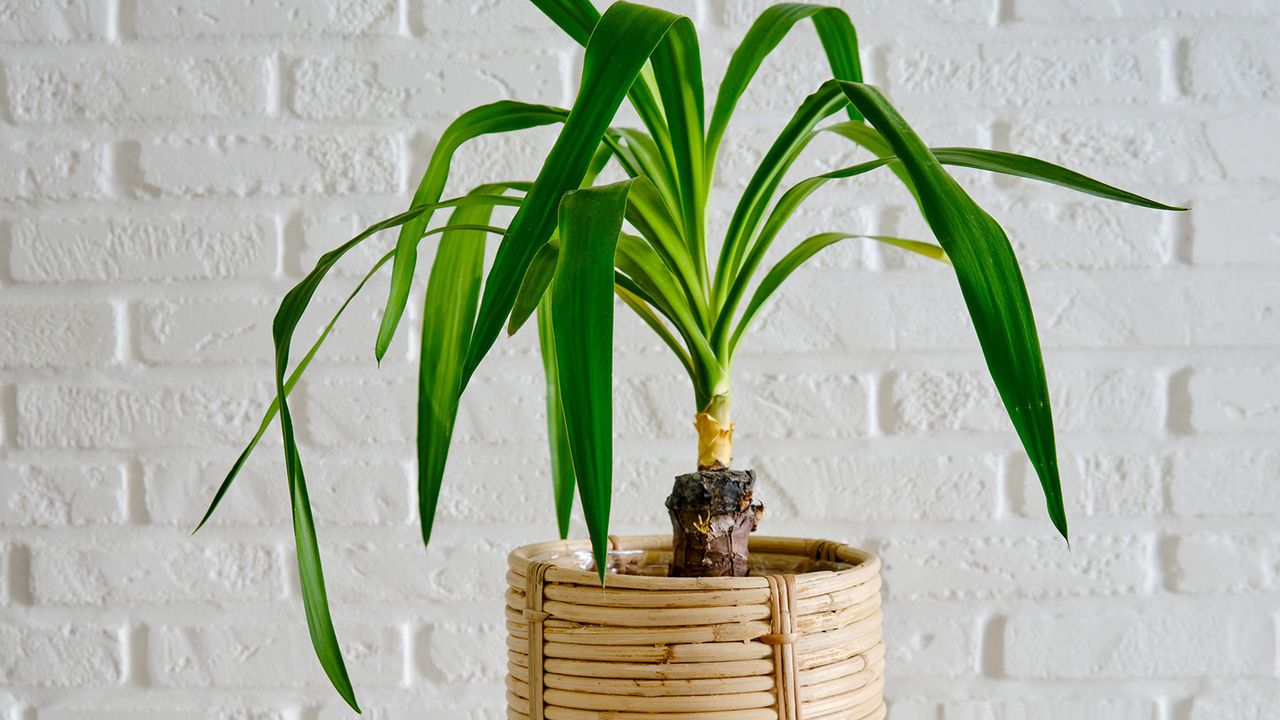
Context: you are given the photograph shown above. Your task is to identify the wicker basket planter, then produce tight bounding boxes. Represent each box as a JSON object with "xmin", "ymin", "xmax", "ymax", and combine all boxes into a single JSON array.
[{"xmin": 505, "ymin": 535, "xmax": 884, "ymax": 720}]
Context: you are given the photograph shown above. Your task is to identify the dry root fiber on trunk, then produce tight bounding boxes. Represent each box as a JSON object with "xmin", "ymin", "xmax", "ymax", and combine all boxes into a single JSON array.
[{"xmin": 666, "ymin": 468, "xmax": 764, "ymax": 577}]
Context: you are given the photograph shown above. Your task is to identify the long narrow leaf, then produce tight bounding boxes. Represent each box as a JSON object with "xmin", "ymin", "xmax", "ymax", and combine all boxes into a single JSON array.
[
  {"xmin": 551, "ymin": 180, "xmax": 634, "ymax": 580},
  {"xmin": 648, "ymin": 15, "xmax": 708, "ymax": 290},
  {"xmin": 535, "ymin": 293, "xmax": 576, "ymax": 539},
  {"xmin": 264, "ymin": 193, "xmax": 516, "ymax": 712},
  {"xmin": 376, "ymin": 102, "xmax": 567, "ymax": 361},
  {"xmin": 713, "ymin": 82, "xmax": 847, "ymax": 309},
  {"xmin": 417, "ymin": 190, "xmax": 509, "ymax": 548},
  {"xmin": 824, "ymin": 122, "xmax": 1183, "ymax": 210},
  {"xmin": 836, "ymin": 80, "xmax": 1068, "ymax": 538},
  {"xmin": 194, "ymin": 248, "xmax": 393, "ymax": 534},
  {"xmin": 463, "ymin": 3, "xmax": 694, "ymax": 386},
  {"xmin": 707, "ymin": 2, "xmax": 863, "ymax": 172}
]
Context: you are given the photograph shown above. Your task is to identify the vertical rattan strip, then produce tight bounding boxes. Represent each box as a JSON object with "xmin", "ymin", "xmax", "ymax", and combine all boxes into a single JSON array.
[
  {"xmin": 762, "ymin": 573, "xmax": 802, "ymax": 720},
  {"xmin": 523, "ymin": 561, "xmax": 552, "ymax": 720}
]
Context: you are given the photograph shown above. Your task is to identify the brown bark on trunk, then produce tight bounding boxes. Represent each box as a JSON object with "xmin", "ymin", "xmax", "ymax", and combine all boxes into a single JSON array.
[{"xmin": 665, "ymin": 468, "xmax": 764, "ymax": 577}]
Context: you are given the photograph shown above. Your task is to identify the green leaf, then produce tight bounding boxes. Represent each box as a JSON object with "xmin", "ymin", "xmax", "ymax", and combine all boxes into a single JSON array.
[
  {"xmin": 835, "ymin": 80, "xmax": 1068, "ymax": 539},
  {"xmin": 647, "ymin": 14, "xmax": 708, "ymax": 289},
  {"xmin": 196, "ymin": 213, "xmax": 517, "ymax": 536},
  {"xmin": 529, "ymin": 0, "xmax": 600, "ymax": 44},
  {"xmin": 713, "ymin": 81, "xmax": 848, "ymax": 309},
  {"xmin": 929, "ymin": 147, "xmax": 1186, "ymax": 211},
  {"xmin": 417, "ymin": 190, "xmax": 510, "ymax": 548},
  {"xmin": 730, "ymin": 232, "xmax": 944, "ymax": 354},
  {"xmin": 824, "ymin": 121, "xmax": 1184, "ymax": 211},
  {"xmin": 463, "ymin": 3, "xmax": 693, "ymax": 387},
  {"xmin": 507, "ymin": 239, "xmax": 560, "ymax": 337},
  {"xmin": 376, "ymin": 101, "xmax": 567, "ymax": 362},
  {"xmin": 195, "ymin": 247, "xmax": 393, "ymax": 534},
  {"xmin": 535, "ymin": 292, "xmax": 576, "ymax": 539},
  {"xmin": 551, "ymin": 180, "xmax": 634, "ymax": 581},
  {"xmin": 707, "ymin": 2, "xmax": 864, "ymax": 171},
  {"xmin": 263, "ymin": 194, "xmax": 516, "ymax": 712}
]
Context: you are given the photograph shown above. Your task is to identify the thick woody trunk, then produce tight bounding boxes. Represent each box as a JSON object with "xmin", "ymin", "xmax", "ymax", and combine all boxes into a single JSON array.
[{"xmin": 666, "ymin": 395, "xmax": 764, "ymax": 577}]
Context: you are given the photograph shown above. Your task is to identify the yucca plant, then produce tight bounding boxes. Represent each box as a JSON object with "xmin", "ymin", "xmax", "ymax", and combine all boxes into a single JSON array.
[{"xmin": 196, "ymin": 0, "xmax": 1181, "ymax": 710}]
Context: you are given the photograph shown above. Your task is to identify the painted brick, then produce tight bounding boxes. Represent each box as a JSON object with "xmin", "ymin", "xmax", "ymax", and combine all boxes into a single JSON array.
[
  {"xmin": 303, "ymin": 374, "xmax": 472, "ymax": 447},
  {"xmin": 1169, "ymin": 449, "xmax": 1280, "ymax": 516},
  {"xmin": 0, "ymin": 0, "xmax": 107, "ymax": 42},
  {"xmin": 0, "ymin": 463, "xmax": 126, "ymax": 526},
  {"xmin": 1170, "ymin": 533, "xmax": 1276, "ymax": 594},
  {"xmin": 1004, "ymin": 611, "xmax": 1274, "ymax": 678},
  {"xmin": 417, "ymin": 622, "xmax": 505, "ymax": 683},
  {"xmin": 144, "ymin": 457, "xmax": 410, "ymax": 527},
  {"xmin": 1001, "ymin": 201, "xmax": 1171, "ymax": 270},
  {"xmin": 882, "ymin": 534, "xmax": 1152, "ymax": 600},
  {"xmin": 5, "ymin": 57, "xmax": 270, "ymax": 123},
  {"xmin": 1191, "ymin": 193, "xmax": 1280, "ymax": 265},
  {"xmin": 1186, "ymin": 367, "xmax": 1280, "ymax": 433},
  {"xmin": 9, "ymin": 216, "xmax": 277, "ymax": 283},
  {"xmin": 0, "ymin": 141, "xmax": 104, "ymax": 201},
  {"xmin": 1189, "ymin": 691, "xmax": 1280, "ymax": 720},
  {"xmin": 887, "ymin": 367, "xmax": 1160, "ymax": 434},
  {"xmin": 0, "ymin": 302, "xmax": 114, "ymax": 369},
  {"xmin": 131, "ymin": 0, "xmax": 399, "ymax": 38},
  {"xmin": 149, "ymin": 623, "xmax": 403, "ymax": 688},
  {"xmin": 16, "ymin": 382, "xmax": 268, "ymax": 449},
  {"xmin": 1013, "ymin": 0, "xmax": 1271, "ymax": 20},
  {"xmin": 29, "ymin": 541, "xmax": 283, "ymax": 605},
  {"xmin": 888, "ymin": 40, "xmax": 1159, "ymax": 109},
  {"xmin": 715, "ymin": 0, "xmax": 995, "ymax": 27},
  {"xmin": 1005, "ymin": 116, "xmax": 1219, "ymax": 185},
  {"xmin": 416, "ymin": 0, "xmax": 568, "ymax": 37},
  {"xmin": 747, "ymin": 453, "xmax": 999, "ymax": 522},
  {"xmin": 942, "ymin": 698, "xmax": 1159, "ymax": 720},
  {"xmin": 325, "ymin": 537, "xmax": 507, "ymax": 604},
  {"xmin": 0, "ymin": 624, "xmax": 122, "ymax": 686},
  {"xmin": 132, "ymin": 134, "xmax": 401, "ymax": 198},
  {"xmin": 1206, "ymin": 115, "xmax": 1280, "ymax": 181},
  {"xmin": 883, "ymin": 605, "xmax": 981, "ymax": 679},
  {"xmin": 735, "ymin": 373, "xmax": 871, "ymax": 439},
  {"xmin": 1185, "ymin": 35, "xmax": 1280, "ymax": 101},
  {"xmin": 1187, "ymin": 273, "xmax": 1279, "ymax": 346},
  {"xmin": 1013, "ymin": 452, "xmax": 1163, "ymax": 519},
  {"xmin": 137, "ymin": 291, "xmax": 410, "ymax": 366},
  {"xmin": 287, "ymin": 47, "xmax": 562, "ymax": 121},
  {"xmin": 1026, "ymin": 274, "xmax": 1189, "ymax": 349},
  {"xmin": 38, "ymin": 707, "xmax": 288, "ymax": 720}
]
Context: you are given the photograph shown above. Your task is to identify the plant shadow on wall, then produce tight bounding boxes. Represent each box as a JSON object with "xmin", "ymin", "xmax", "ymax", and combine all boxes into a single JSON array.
[{"xmin": 192, "ymin": 0, "xmax": 1182, "ymax": 712}]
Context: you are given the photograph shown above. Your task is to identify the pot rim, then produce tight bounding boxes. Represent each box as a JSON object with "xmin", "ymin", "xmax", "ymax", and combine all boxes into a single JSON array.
[{"xmin": 508, "ymin": 534, "xmax": 880, "ymax": 591}]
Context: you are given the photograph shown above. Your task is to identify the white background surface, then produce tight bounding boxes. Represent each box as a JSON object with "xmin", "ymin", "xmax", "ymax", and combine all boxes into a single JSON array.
[{"xmin": 1, "ymin": 0, "xmax": 1278, "ymax": 718}]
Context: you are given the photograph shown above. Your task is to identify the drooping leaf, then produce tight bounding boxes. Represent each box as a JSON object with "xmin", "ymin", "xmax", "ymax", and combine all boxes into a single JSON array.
[
  {"xmin": 262, "ymin": 194, "xmax": 516, "ymax": 712},
  {"xmin": 535, "ymin": 292, "xmax": 576, "ymax": 539},
  {"xmin": 836, "ymin": 80, "xmax": 1068, "ymax": 538},
  {"xmin": 824, "ymin": 121, "xmax": 1184, "ymax": 211},
  {"xmin": 551, "ymin": 180, "xmax": 634, "ymax": 580},
  {"xmin": 417, "ymin": 189, "xmax": 510, "ymax": 548},
  {"xmin": 929, "ymin": 147, "xmax": 1186, "ymax": 211},
  {"xmin": 194, "ymin": 248, "xmax": 393, "ymax": 534},
  {"xmin": 376, "ymin": 102, "xmax": 567, "ymax": 362},
  {"xmin": 730, "ymin": 232, "xmax": 945, "ymax": 354},
  {"xmin": 707, "ymin": 2, "xmax": 864, "ymax": 172},
  {"xmin": 463, "ymin": 3, "xmax": 695, "ymax": 387}
]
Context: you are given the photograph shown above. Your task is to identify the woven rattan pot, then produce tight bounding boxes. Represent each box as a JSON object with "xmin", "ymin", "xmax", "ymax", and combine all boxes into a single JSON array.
[{"xmin": 505, "ymin": 535, "xmax": 884, "ymax": 720}]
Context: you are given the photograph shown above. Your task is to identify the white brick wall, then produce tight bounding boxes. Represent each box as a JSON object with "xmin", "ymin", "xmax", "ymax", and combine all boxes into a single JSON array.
[{"xmin": 0, "ymin": 0, "xmax": 1276, "ymax": 717}]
